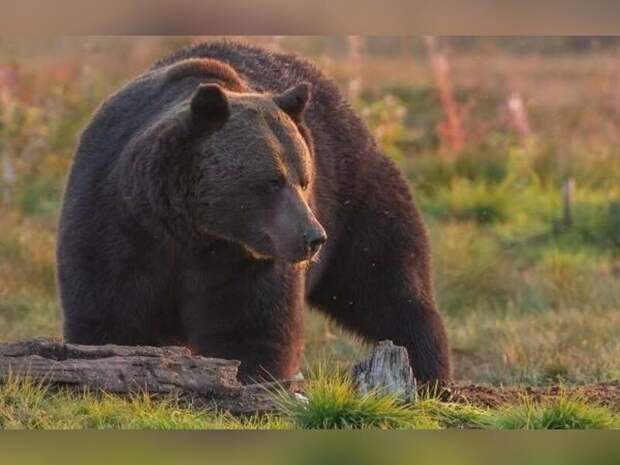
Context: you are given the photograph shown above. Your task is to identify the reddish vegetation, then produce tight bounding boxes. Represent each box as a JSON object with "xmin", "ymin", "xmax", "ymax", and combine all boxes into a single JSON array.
[
  {"xmin": 424, "ymin": 36, "xmax": 465, "ymax": 153},
  {"xmin": 0, "ymin": 64, "xmax": 17, "ymax": 104}
]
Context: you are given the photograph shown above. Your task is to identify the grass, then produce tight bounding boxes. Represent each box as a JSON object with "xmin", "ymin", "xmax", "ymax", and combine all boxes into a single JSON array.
[
  {"xmin": 449, "ymin": 307, "xmax": 620, "ymax": 384},
  {"xmin": 412, "ymin": 397, "xmax": 487, "ymax": 429},
  {"xmin": 1, "ymin": 374, "xmax": 617, "ymax": 430},
  {"xmin": 276, "ymin": 372, "xmax": 618, "ymax": 431},
  {"xmin": 0, "ymin": 376, "xmax": 287, "ymax": 430},
  {"xmin": 274, "ymin": 365, "xmax": 438, "ymax": 429},
  {"xmin": 486, "ymin": 395, "xmax": 620, "ymax": 430}
]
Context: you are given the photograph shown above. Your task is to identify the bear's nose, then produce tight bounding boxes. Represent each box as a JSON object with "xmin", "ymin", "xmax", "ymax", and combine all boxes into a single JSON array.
[{"xmin": 304, "ymin": 229, "xmax": 327, "ymax": 257}]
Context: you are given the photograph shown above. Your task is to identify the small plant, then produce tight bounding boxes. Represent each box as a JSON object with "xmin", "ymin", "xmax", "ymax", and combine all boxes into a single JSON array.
[
  {"xmin": 486, "ymin": 395, "xmax": 619, "ymax": 430},
  {"xmin": 413, "ymin": 397, "xmax": 487, "ymax": 429},
  {"xmin": 273, "ymin": 367, "xmax": 437, "ymax": 430}
]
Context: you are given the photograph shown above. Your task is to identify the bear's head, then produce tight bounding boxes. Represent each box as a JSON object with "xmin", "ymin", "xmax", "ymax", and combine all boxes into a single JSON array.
[{"xmin": 184, "ymin": 81, "xmax": 327, "ymax": 263}]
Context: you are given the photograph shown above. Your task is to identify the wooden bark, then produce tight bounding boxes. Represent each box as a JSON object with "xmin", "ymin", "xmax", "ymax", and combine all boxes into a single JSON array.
[
  {"xmin": 351, "ymin": 340, "xmax": 417, "ymax": 402},
  {"xmin": 0, "ymin": 338, "xmax": 299, "ymax": 416}
]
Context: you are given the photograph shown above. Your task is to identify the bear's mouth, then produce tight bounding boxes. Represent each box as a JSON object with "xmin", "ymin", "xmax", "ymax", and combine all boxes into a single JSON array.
[
  {"xmin": 239, "ymin": 231, "xmax": 277, "ymax": 261},
  {"xmin": 242, "ymin": 244, "xmax": 274, "ymax": 261}
]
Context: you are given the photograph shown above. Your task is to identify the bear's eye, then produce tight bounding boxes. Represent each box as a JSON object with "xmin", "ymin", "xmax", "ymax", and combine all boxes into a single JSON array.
[
  {"xmin": 300, "ymin": 181, "xmax": 309, "ymax": 191},
  {"xmin": 267, "ymin": 178, "xmax": 285, "ymax": 192}
]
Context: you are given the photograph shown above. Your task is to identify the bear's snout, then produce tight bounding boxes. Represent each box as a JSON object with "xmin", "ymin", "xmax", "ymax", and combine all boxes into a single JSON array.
[{"xmin": 304, "ymin": 225, "xmax": 327, "ymax": 259}]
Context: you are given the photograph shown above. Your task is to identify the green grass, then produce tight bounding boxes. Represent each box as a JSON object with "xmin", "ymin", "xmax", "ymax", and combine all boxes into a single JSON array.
[
  {"xmin": 276, "ymin": 377, "xmax": 619, "ymax": 430},
  {"xmin": 411, "ymin": 397, "xmax": 487, "ymax": 429},
  {"xmin": 273, "ymin": 366, "xmax": 438, "ymax": 429},
  {"xmin": 2, "ymin": 374, "xmax": 616, "ymax": 430},
  {"xmin": 486, "ymin": 396, "xmax": 620, "ymax": 430},
  {"xmin": 0, "ymin": 376, "xmax": 288, "ymax": 430}
]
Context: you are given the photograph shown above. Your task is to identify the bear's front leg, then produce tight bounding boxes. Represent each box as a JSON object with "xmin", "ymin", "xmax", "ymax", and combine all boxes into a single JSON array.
[{"xmin": 179, "ymin": 264, "xmax": 305, "ymax": 383}]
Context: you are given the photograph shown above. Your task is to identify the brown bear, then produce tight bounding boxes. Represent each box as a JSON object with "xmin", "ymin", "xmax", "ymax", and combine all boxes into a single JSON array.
[{"xmin": 57, "ymin": 41, "xmax": 451, "ymax": 383}]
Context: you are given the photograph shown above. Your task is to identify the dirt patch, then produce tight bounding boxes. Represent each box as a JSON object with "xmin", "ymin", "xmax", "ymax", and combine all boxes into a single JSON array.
[{"xmin": 439, "ymin": 381, "xmax": 620, "ymax": 411}]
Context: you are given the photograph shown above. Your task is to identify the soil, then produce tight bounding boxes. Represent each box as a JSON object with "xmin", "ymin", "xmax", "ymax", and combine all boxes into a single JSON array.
[{"xmin": 438, "ymin": 380, "xmax": 620, "ymax": 411}]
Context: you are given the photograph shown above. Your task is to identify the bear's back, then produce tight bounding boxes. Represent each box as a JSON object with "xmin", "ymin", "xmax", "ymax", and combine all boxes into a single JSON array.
[
  {"xmin": 151, "ymin": 41, "xmax": 358, "ymax": 132},
  {"xmin": 153, "ymin": 41, "xmax": 329, "ymax": 94}
]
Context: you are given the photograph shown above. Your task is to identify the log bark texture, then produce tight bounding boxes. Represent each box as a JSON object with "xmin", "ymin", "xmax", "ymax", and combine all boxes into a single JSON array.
[
  {"xmin": 0, "ymin": 338, "xmax": 298, "ymax": 415},
  {"xmin": 351, "ymin": 340, "xmax": 417, "ymax": 402}
]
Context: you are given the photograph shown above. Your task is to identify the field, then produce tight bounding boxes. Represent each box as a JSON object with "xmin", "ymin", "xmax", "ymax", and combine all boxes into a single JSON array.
[{"xmin": 0, "ymin": 37, "xmax": 619, "ymax": 429}]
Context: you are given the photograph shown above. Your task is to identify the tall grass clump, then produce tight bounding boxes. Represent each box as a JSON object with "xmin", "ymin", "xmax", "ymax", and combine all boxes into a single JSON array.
[
  {"xmin": 486, "ymin": 395, "xmax": 620, "ymax": 430},
  {"xmin": 273, "ymin": 366, "xmax": 437, "ymax": 429}
]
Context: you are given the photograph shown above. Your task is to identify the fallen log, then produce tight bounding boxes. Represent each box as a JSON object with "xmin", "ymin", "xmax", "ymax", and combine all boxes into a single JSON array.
[
  {"xmin": 3, "ymin": 339, "xmax": 617, "ymax": 415},
  {"xmin": 0, "ymin": 338, "xmax": 299, "ymax": 416}
]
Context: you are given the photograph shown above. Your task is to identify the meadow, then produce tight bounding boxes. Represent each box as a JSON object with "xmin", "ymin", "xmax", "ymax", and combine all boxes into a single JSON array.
[{"xmin": 0, "ymin": 37, "xmax": 618, "ymax": 428}]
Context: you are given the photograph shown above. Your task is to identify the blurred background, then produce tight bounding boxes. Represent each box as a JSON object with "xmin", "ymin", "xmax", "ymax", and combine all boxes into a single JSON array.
[{"xmin": 0, "ymin": 36, "xmax": 618, "ymax": 386}]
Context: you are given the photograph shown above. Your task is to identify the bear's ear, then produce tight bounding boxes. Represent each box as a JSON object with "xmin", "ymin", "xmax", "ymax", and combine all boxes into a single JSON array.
[
  {"xmin": 274, "ymin": 82, "xmax": 311, "ymax": 121},
  {"xmin": 190, "ymin": 83, "xmax": 230, "ymax": 130}
]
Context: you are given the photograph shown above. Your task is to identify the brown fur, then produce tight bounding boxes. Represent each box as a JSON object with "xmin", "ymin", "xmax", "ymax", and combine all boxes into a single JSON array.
[
  {"xmin": 58, "ymin": 42, "xmax": 451, "ymax": 383},
  {"xmin": 166, "ymin": 58, "xmax": 248, "ymax": 92}
]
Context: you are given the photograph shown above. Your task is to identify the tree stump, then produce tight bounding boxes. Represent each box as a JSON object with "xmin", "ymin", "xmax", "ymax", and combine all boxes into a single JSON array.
[
  {"xmin": 351, "ymin": 340, "xmax": 417, "ymax": 402},
  {"xmin": 0, "ymin": 338, "xmax": 300, "ymax": 416}
]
